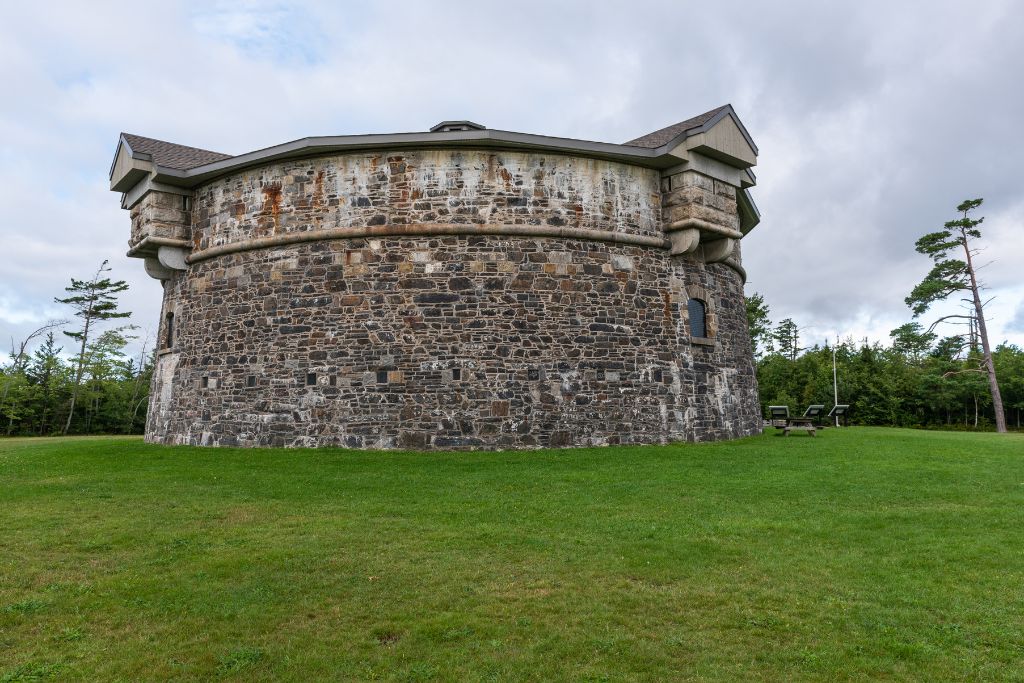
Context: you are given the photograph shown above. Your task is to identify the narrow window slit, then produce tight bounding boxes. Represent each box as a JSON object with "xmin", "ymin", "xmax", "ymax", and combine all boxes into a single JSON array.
[
  {"xmin": 164, "ymin": 312, "xmax": 174, "ymax": 348},
  {"xmin": 687, "ymin": 298, "xmax": 707, "ymax": 338}
]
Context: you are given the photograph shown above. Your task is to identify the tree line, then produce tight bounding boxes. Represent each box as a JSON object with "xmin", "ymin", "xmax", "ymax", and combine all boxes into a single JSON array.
[
  {"xmin": 0, "ymin": 261, "xmax": 151, "ymax": 436},
  {"xmin": 748, "ymin": 309, "xmax": 1024, "ymax": 430},
  {"xmin": 748, "ymin": 199, "xmax": 1023, "ymax": 431},
  {"xmin": 3, "ymin": 198, "xmax": 1020, "ymax": 437}
]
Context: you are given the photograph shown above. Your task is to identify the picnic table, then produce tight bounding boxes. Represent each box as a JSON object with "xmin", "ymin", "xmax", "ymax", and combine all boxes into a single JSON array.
[
  {"xmin": 767, "ymin": 405, "xmax": 817, "ymax": 437},
  {"xmin": 783, "ymin": 416, "xmax": 816, "ymax": 437}
]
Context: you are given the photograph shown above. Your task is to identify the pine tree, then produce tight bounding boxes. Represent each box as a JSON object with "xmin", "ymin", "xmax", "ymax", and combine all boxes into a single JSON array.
[
  {"xmin": 889, "ymin": 322, "xmax": 936, "ymax": 363},
  {"xmin": 773, "ymin": 318, "xmax": 802, "ymax": 361},
  {"xmin": 905, "ymin": 199, "xmax": 1007, "ymax": 433},
  {"xmin": 745, "ymin": 291, "xmax": 773, "ymax": 357},
  {"xmin": 26, "ymin": 332, "xmax": 68, "ymax": 435},
  {"xmin": 55, "ymin": 260, "xmax": 132, "ymax": 436},
  {"xmin": 1, "ymin": 320, "xmax": 66, "ymax": 434}
]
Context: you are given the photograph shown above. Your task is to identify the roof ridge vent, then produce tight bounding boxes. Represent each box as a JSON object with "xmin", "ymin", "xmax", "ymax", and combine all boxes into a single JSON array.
[{"xmin": 430, "ymin": 120, "xmax": 486, "ymax": 133}]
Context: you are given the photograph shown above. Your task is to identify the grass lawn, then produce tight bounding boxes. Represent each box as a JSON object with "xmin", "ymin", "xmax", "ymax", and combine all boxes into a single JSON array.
[{"xmin": 1, "ymin": 428, "xmax": 1023, "ymax": 681}]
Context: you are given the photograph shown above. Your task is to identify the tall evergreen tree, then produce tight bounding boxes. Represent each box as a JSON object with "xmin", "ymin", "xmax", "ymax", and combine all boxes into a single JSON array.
[
  {"xmin": 905, "ymin": 199, "xmax": 1007, "ymax": 432},
  {"xmin": 1, "ymin": 320, "xmax": 66, "ymax": 434},
  {"xmin": 745, "ymin": 291, "xmax": 773, "ymax": 358},
  {"xmin": 55, "ymin": 260, "xmax": 132, "ymax": 435},
  {"xmin": 25, "ymin": 332, "xmax": 68, "ymax": 435},
  {"xmin": 889, "ymin": 322, "xmax": 936, "ymax": 362},
  {"xmin": 773, "ymin": 318, "xmax": 802, "ymax": 361}
]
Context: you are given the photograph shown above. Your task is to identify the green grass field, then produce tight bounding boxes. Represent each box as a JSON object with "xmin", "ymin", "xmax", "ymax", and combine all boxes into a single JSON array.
[{"xmin": 1, "ymin": 428, "xmax": 1023, "ymax": 681}]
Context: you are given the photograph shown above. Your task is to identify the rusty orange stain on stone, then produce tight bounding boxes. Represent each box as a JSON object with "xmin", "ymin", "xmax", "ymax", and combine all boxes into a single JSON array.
[
  {"xmin": 572, "ymin": 203, "xmax": 584, "ymax": 224},
  {"xmin": 312, "ymin": 170, "xmax": 325, "ymax": 209},
  {"xmin": 261, "ymin": 183, "xmax": 283, "ymax": 233},
  {"xmin": 498, "ymin": 167, "xmax": 513, "ymax": 191}
]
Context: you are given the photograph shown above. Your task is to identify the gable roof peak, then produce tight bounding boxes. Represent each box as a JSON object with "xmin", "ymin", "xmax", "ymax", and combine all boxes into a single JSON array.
[
  {"xmin": 119, "ymin": 133, "xmax": 233, "ymax": 171},
  {"xmin": 624, "ymin": 104, "xmax": 757, "ymax": 156}
]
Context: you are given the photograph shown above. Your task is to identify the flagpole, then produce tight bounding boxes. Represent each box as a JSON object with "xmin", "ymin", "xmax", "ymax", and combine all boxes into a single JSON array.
[{"xmin": 833, "ymin": 335, "xmax": 840, "ymax": 427}]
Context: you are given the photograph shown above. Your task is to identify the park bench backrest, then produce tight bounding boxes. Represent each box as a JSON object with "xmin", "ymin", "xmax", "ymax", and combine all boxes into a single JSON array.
[{"xmin": 804, "ymin": 405, "xmax": 825, "ymax": 418}]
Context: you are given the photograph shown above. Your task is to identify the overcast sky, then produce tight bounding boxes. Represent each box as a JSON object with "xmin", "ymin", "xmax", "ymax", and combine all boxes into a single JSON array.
[{"xmin": 2, "ymin": 0, "xmax": 1023, "ymax": 363}]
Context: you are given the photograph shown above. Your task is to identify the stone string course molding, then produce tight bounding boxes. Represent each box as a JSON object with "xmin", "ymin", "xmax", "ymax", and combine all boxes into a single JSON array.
[
  {"xmin": 187, "ymin": 223, "xmax": 671, "ymax": 264},
  {"xmin": 120, "ymin": 145, "xmax": 762, "ymax": 449}
]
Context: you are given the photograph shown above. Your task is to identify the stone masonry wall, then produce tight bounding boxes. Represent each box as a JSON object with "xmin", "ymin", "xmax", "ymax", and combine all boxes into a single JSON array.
[
  {"xmin": 191, "ymin": 149, "xmax": 662, "ymax": 253},
  {"xmin": 661, "ymin": 170, "xmax": 739, "ymax": 234},
  {"xmin": 130, "ymin": 191, "xmax": 190, "ymax": 246},
  {"xmin": 145, "ymin": 149, "xmax": 761, "ymax": 448}
]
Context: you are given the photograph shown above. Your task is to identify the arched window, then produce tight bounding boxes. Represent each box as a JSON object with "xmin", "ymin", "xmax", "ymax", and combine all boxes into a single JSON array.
[{"xmin": 687, "ymin": 298, "xmax": 707, "ymax": 338}]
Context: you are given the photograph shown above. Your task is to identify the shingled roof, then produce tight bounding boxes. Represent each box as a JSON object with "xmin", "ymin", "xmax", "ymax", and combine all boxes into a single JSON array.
[
  {"xmin": 623, "ymin": 105, "xmax": 732, "ymax": 149},
  {"xmin": 121, "ymin": 133, "xmax": 233, "ymax": 171},
  {"xmin": 112, "ymin": 106, "xmax": 757, "ymax": 197}
]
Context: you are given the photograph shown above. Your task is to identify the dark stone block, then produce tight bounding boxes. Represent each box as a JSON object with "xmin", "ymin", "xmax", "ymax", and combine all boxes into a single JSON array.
[
  {"xmin": 549, "ymin": 431, "xmax": 572, "ymax": 446},
  {"xmin": 398, "ymin": 278, "xmax": 435, "ymax": 290},
  {"xmin": 399, "ymin": 431, "xmax": 429, "ymax": 449},
  {"xmin": 433, "ymin": 436, "xmax": 485, "ymax": 448},
  {"xmin": 414, "ymin": 293, "xmax": 460, "ymax": 304}
]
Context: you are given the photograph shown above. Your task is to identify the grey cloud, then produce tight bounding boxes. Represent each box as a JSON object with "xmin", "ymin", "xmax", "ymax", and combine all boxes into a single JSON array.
[
  {"xmin": 2, "ymin": 0, "xmax": 1023, "ymax": 360},
  {"xmin": 1009, "ymin": 303, "xmax": 1024, "ymax": 334}
]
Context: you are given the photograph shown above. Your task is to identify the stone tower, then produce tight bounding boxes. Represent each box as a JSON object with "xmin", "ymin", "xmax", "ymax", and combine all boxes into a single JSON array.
[{"xmin": 109, "ymin": 105, "xmax": 762, "ymax": 448}]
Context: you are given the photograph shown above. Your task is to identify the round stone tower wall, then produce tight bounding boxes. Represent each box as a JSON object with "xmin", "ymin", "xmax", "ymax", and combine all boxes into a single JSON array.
[{"xmin": 146, "ymin": 149, "xmax": 761, "ymax": 448}]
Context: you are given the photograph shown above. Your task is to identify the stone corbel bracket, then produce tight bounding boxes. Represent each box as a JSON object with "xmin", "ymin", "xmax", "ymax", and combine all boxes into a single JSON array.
[
  {"xmin": 130, "ymin": 237, "xmax": 190, "ymax": 281},
  {"xmin": 143, "ymin": 246, "xmax": 188, "ymax": 282},
  {"xmin": 143, "ymin": 257, "xmax": 174, "ymax": 281},
  {"xmin": 157, "ymin": 245, "xmax": 188, "ymax": 271},
  {"xmin": 665, "ymin": 218, "xmax": 740, "ymax": 262}
]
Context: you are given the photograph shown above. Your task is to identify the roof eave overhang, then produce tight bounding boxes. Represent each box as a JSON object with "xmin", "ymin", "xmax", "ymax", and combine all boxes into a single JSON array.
[
  {"xmin": 738, "ymin": 188, "xmax": 761, "ymax": 234},
  {"xmin": 109, "ymin": 136, "xmax": 156, "ymax": 192},
  {"xmin": 148, "ymin": 130, "xmax": 685, "ymax": 188},
  {"xmin": 116, "ymin": 119, "xmax": 757, "ymax": 193}
]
